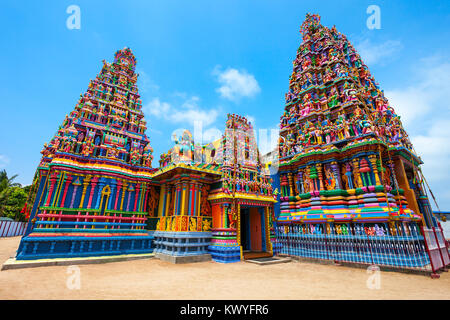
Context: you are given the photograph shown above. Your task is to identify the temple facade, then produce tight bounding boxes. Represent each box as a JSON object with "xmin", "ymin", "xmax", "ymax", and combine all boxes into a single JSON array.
[
  {"xmin": 151, "ymin": 114, "xmax": 276, "ymax": 263},
  {"xmin": 16, "ymin": 48, "xmax": 157, "ymax": 259},
  {"xmin": 14, "ymin": 17, "xmax": 449, "ymax": 273},
  {"xmin": 15, "ymin": 49, "xmax": 276, "ymax": 263},
  {"xmin": 273, "ymin": 14, "xmax": 449, "ymax": 272}
]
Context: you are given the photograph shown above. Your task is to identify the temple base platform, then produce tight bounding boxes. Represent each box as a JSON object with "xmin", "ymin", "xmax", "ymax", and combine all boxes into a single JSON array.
[
  {"xmin": 153, "ymin": 231, "xmax": 211, "ymax": 257},
  {"xmin": 15, "ymin": 235, "xmax": 154, "ymax": 260},
  {"xmin": 2, "ymin": 252, "xmax": 154, "ymax": 270}
]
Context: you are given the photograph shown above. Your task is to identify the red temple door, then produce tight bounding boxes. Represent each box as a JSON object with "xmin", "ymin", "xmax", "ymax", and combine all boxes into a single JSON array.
[{"xmin": 249, "ymin": 207, "xmax": 262, "ymax": 251}]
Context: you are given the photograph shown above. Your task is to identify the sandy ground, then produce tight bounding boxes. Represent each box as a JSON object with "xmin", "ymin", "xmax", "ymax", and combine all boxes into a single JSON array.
[{"xmin": 0, "ymin": 236, "xmax": 449, "ymax": 300}]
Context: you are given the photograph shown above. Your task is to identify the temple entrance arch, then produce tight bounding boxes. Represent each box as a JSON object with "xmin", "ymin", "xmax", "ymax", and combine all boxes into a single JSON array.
[{"xmin": 240, "ymin": 205, "xmax": 271, "ymax": 259}]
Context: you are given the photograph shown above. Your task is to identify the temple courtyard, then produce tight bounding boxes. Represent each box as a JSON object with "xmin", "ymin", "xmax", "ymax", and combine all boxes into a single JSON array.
[{"xmin": 0, "ymin": 237, "xmax": 449, "ymax": 300}]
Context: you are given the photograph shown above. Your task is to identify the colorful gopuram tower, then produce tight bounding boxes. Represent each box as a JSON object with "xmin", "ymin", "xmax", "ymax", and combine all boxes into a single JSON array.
[
  {"xmin": 16, "ymin": 48, "xmax": 157, "ymax": 259},
  {"xmin": 150, "ymin": 114, "xmax": 277, "ymax": 263},
  {"xmin": 275, "ymin": 14, "xmax": 450, "ymax": 272}
]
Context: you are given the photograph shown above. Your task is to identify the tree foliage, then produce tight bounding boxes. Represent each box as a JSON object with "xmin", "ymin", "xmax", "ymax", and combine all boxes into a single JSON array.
[{"xmin": 0, "ymin": 170, "xmax": 29, "ymax": 222}]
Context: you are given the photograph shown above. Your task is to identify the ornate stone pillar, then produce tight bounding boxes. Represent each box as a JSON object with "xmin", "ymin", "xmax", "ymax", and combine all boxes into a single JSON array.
[
  {"xmin": 93, "ymin": 178, "xmax": 106, "ymax": 209},
  {"xmin": 108, "ymin": 180, "xmax": 117, "ymax": 210},
  {"xmin": 181, "ymin": 181, "xmax": 187, "ymax": 216},
  {"xmin": 345, "ymin": 163, "xmax": 354, "ymax": 189},
  {"xmin": 69, "ymin": 177, "xmax": 81, "ymax": 209},
  {"xmin": 316, "ymin": 163, "xmax": 324, "ymax": 191},
  {"xmin": 44, "ymin": 171, "xmax": 59, "ymax": 207},
  {"xmin": 59, "ymin": 174, "xmax": 73, "ymax": 207},
  {"xmin": 288, "ymin": 172, "xmax": 294, "ymax": 197},
  {"xmin": 297, "ymin": 171, "xmax": 304, "ymax": 194},
  {"xmin": 52, "ymin": 172, "xmax": 66, "ymax": 207},
  {"xmin": 120, "ymin": 181, "xmax": 128, "ymax": 211},
  {"xmin": 158, "ymin": 185, "xmax": 166, "ymax": 217},
  {"xmin": 368, "ymin": 154, "xmax": 381, "ymax": 185},
  {"xmin": 144, "ymin": 184, "xmax": 151, "ymax": 213},
  {"xmin": 133, "ymin": 183, "xmax": 140, "ymax": 212},
  {"xmin": 197, "ymin": 183, "xmax": 202, "ymax": 216},
  {"xmin": 331, "ymin": 161, "xmax": 342, "ymax": 189},
  {"xmin": 126, "ymin": 184, "xmax": 133, "ymax": 212},
  {"xmin": 86, "ymin": 176, "xmax": 99, "ymax": 209},
  {"xmin": 388, "ymin": 161, "xmax": 399, "ymax": 190},
  {"xmin": 114, "ymin": 180, "xmax": 123, "ymax": 211},
  {"xmin": 79, "ymin": 175, "xmax": 92, "ymax": 209},
  {"xmin": 351, "ymin": 158, "xmax": 363, "ymax": 188}
]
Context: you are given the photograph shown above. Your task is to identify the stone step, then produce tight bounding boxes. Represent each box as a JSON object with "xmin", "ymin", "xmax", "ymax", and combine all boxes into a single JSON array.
[{"xmin": 244, "ymin": 256, "xmax": 292, "ymax": 265}]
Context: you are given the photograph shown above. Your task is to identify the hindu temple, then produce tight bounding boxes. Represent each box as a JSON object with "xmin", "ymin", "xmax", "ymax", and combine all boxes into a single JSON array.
[
  {"xmin": 13, "ymin": 14, "xmax": 449, "ymax": 275},
  {"xmin": 273, "ymin": 14, "xmax": 449, "ymax": 273}
]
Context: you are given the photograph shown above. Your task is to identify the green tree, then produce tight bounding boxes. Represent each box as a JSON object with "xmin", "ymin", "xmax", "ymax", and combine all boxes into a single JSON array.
[
  {"xmin": 4, "ymin": 186, "xmax": 28, "ymax": 221},
  {"xmin": 0, "ymin": 169, "xmax": 23, "ymax": 220}
]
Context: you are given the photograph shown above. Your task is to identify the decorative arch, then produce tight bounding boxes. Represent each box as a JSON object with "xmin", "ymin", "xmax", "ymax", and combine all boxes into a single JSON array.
[{"xmin": 99, "ymin": 185, "xmax": 111, "ymax": 215}]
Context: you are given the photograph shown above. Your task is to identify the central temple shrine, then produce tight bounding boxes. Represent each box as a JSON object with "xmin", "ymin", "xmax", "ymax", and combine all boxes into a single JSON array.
[{"xmin": 14, "ymin": 14, "xmax": 449, "ymax": 274}]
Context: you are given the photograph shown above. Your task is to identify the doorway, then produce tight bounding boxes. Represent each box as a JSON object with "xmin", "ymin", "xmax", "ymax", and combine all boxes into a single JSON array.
[{"xmin": 240, "ymin": 206, "xmax": 271, "ymax": 259}]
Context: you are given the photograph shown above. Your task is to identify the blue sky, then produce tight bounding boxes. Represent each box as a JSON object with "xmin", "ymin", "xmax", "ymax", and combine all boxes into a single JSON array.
[{"xmin": 0, "ymin": 1, "xmax": 449, "ymax": 209}]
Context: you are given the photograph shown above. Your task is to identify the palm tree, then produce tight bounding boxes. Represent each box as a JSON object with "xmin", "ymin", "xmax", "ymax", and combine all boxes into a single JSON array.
[{"xmin": 0, "ymin": 170, "xmax": 21, "ymax": 217}]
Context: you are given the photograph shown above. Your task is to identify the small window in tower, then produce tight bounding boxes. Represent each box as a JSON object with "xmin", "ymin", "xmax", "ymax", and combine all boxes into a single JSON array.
[{"xmin": 210, "ymin": 149, "xmax": 216, "ymax": 158}]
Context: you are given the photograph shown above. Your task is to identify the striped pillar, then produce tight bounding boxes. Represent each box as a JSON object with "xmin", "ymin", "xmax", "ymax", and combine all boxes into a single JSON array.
[
  {"xmin": 51, "ymin": 172, "xmax": 66, "ymax": 207},
  {"xmin": 157, "ymin": 185, "xmax": 166, "ymax": 217},
  {"xmin": 369, "ymin": 154, "xmax": 381, "ymax": 185},
  {"xmin": 316, "ymin": 163, "xmax": 324, "ymax": 191},
  {"xmin": 331, "ymin": 161, "xmax": 342, "ymax": 190},
  {"xmin": 58, "ymin": 174, "xmax": 73, "ymax": 207},
  {"xmin": 190, "ymin": 183, "xmax": 197, "ymax": 216},
  {"xmin": 133, "ymin": 183, "xmax": 141, "ymax": 212},
  {"xmin": 44, "ymin": 172, "xmax": 59, "ymax": 207},
  {"xmin": 93, "ymin": 178, "xmax": 105, "ymax": 209},
  {"xmin": 352, "ymin": 158, "xmax": 363, "ymax": 188},
  {"xmin": 69, "ymin": 183, "xmax": 79, "ymax": 209},
  {"xmin": 173, "ymin": 183, "xmax": 180, "ymax": 215},
  {"xmin": 108, "ymin": 181, "xmax": 117, "ymax": 210},
  {"xmin": 120, "ymin": 181, "xmax": 128, "ymax": 211},
  {"xmin": 126, "ymin": 184, "xmax": 133, "ymax": 211},
  {"xmin": 79, "ymin": 175, "xmax": 92, "ymax": 209},
  {"xmin": 114, "ymin": 180, "xmax": 123, "ymax": 211},
  {"xmin": 180, "ymin": 182, "xmax": 187, "ymax": 215},
  {"xmin": 138, "ymin": 183, "xmax": 146, "ymax": 212},
  {"xmin": 288, "ymin": 173, "xmax": 294, "ymax": 196},
  {"xmin": 87, "ymin": 176, "xmax": 99, "ymax": 209},
  {"xmin": 165, "ymin": 185, "xmax": 172, "ymax": 216},
  {"xmin": 143, "ymin": 185, "xmax": 150, "ymax": 213},
  {"xmin": 197, "ymin": 184, "xmax": 202, "ymax": 216}
]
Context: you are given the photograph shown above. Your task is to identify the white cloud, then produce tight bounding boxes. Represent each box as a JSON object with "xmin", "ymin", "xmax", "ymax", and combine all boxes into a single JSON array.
[
  {"xmin": 384, "ymin": 55, "xmax": 450, "ymax": 129},
  {"xmin": 142, "ymin": 95, "xmax": 220, "ymax": 127},
  {"xmin": 384, "ymin": 54, "xmax": 450, "ymax": 208},
  {"xmin": 213, "ymin": 66, "xmax": 261, "ymax": 101},
  {"xmin": 412, "ymin": 119, "xmax": 450, "ymax": 182},
  {"xmin": 355, "ymin": 39, "xmax": 403, "ymax": 66},
  {"xmin": 143, "ymin": 97, "xmax": 170, "ymax": 117}
]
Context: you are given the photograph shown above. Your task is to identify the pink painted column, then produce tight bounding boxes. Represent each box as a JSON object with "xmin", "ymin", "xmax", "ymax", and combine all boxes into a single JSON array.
[
  {"xmin": 87, "ymin": 177, "xmax": 99, "ymax": 209},
  {"xmin": 143, "ymin": 184, "xmax": 150, "ymax": 213},
  {"xmin": 114, "ymin": 180, "xmax": 123, "ymax": 211},
  {"xmin": 126, "ymin": 185, "xmax": 132, "ymax": 211},
  {"xmin": 133, "ymin": 183, "xmax": 141, "ymax": 212},
  {"xmin": 44, "ymin": 172, "xmax": 59, "ymax": 207},
  {"xmin": 59, "ymin": 175, "xmax": 73, "ymax": 208}
]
